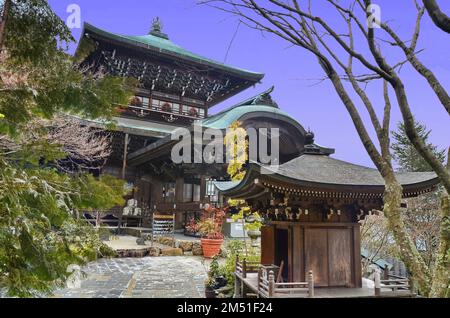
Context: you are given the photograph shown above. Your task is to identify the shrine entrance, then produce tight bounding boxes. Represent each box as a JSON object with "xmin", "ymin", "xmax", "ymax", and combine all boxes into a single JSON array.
[
  {"xmin": 304, "ymin": 228, "xmax": 353, "ymax": 287},
  {"xmin": 274, "ymin": 228, "xmax": 289, "ymax": 281}
]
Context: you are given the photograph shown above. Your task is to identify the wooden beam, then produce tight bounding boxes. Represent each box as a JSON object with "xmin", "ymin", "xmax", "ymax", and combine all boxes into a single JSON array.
[{"xmin": 122, "ymin": 133, "xmax": 130, "ymax": 179}]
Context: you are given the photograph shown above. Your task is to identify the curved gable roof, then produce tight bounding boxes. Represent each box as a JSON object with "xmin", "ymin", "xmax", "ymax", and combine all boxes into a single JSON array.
[
  {"xmin": 268, "ymin": 154, "xmax": 438, "ymax": 187},
  {"xmin": 216, "ymin": 154, "xmax": 439, "ymax": 198},
  {"xmin": 199, "ymin": 105, "xmax": 300, "ymax": 130},
  {"xmin": 80, "ymin": 23, "xmax": 264, "ymax": 81}
]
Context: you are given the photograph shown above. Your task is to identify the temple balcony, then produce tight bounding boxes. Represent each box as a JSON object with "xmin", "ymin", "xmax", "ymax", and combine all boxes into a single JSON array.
[{"xmin": 116, "ymin": 103, "xmax": 206, "ymax": 125}]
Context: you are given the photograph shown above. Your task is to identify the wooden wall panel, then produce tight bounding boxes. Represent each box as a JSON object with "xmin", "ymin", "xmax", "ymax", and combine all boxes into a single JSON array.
[
  {"xmin": 305, "ymin": 228, "xmax": 328, "ymax": 287},
  {"xmin": 292, "ymin": 226, "xmax": 304, "ymax": 282},
  {"xmin": 328, "ymin": 229, "xmax": 352, "ymax": 287},
  {"xmin": 261, "ymin": 226, "xmax": 275, "ymax": 265},
  {"xmin": 353, "ymin": 225, "xmax": 362, "ymax": 287}
]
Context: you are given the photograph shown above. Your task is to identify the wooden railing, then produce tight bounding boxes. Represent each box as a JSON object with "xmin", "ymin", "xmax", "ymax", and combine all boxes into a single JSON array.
[
  {"xmin": 235, "ymin": 257, "xmax": 314, "ymax": 298},
  {"xmin": 258, "ymin": 269, "xmax": 314, "ymax": 298},
  {"xmin": 235, "ymin": 255, "xmax": 260, "ymax": 279},
  {"xmin": 374, "ymin": 271, "xmax": 412, "ymax": 296}
]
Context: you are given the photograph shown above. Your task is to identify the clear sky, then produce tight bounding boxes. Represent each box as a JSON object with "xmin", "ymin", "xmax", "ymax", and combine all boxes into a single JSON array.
[{"xmin": 48, "ymin": 0, "xmax": 449, "ymax": 168}]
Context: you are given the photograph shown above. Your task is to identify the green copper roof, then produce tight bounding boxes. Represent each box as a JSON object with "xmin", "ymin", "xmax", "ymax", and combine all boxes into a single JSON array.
[
  {"xmin": 198, "ymin": 105, "xmax": 298, "ymax": 130},
  {"xmin": 76, "ymin": 116, "xmax": 177, "ymax": 138},
  {"xmin": 213, "ymin": 181, "xmax": 241, "ymax": 192},
  {"xmin": 82, "ymin": 23, "xmax": 264, "ymax": 81},
  {"xmin": 361, "ymin": 249, "xmax": 392, "ymax": 270}
]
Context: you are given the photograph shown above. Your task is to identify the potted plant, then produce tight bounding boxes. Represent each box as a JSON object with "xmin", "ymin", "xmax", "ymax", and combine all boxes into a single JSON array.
[
  {"xmin": 130, "ymin": 96, "xmax": 143, "ymax": 107},
  {"xmin": 161, "ymin": 102, "xmax": 172, "ymax": 113},
  {"xmin": 188, "ymin": 107, "xmax": 198, "ymax": 117},
  {"xmin": 187, "ymin": 206, "xmax": 226, "ymax": 258},
  {"xmin": 204, "ymin": 256, "xmax": 220, "ymax": 298},
  {"xmin": 204, "ymin": 277, "xmax": 217, "ymax": 298}
]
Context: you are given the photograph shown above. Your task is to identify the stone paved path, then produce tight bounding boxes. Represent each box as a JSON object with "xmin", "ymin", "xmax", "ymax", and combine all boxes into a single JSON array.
[{"xmin": 52, "ymin": 257, "xmax": 207, "ymax": 298}]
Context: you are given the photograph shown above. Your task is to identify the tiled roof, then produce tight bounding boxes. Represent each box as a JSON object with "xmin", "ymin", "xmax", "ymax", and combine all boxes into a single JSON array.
[
  {"xmin": 267, "ymin": 154, "xmax": 437, "ymax": 186},
  {"xmin": 81, "ymin": 23, "xmax": 264, "ymax": 81}
]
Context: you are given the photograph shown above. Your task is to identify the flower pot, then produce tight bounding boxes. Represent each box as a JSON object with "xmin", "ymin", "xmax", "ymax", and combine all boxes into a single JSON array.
[
  {"xmin": 204, "ymin": 286, "xmax": 217, "ymax": 298},
  {"xmin": 201, "ymin": 238, "xmax": 224, "ymax": 258}
]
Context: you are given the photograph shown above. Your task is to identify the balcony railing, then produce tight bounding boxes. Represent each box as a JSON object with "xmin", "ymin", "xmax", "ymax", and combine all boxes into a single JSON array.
[{"xmin": 122, "ymin": 104, "xmax": 205, "ymax": 120}]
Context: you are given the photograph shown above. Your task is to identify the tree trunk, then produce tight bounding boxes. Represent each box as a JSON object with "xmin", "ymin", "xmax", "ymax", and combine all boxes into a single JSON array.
[
  {"xmin": 0, "ymin": 0, "xmax": 12, "ymax": 52},
  {"xmin": 383, "ymin": 175, "xmax": 431, "ymax": 295},
  {"xmin": 430, "ymin": 152, "xmax": 450, "ymax": 297},
  {"xmin": 328, "ymin": 68, "xmax": 432, "ymax": 295},
  {"xmin": 423, "ymin": 0, "xmax": 450, "ymax": 34},
  {"xmin": 429, "ymin": 191, "xmax": 450, "ymax": 297}
]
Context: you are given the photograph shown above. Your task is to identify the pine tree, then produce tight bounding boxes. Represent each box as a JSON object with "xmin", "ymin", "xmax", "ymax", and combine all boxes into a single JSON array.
[
  {"xmin": 0, "ymin": 1, "xmax": 135, "ymax": 297},
  {"xmin": 391, "ymin": 121, "xmax": 446, "ymax": 172}
]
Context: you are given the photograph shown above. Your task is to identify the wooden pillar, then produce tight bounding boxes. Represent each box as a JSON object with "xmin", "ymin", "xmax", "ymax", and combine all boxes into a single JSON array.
[
  {"xmin": 352, "ymin": 224, "xmax": 362, "ymax": 287},
  {"xmin": 383, "ymin": 266, "xmax": 390, "ymax": 280},
  {"xmin": 122, "ymin": 133, "xmax": 129, "ymax": 180},
  {"xmin": 174, "ymin": 177, "xmax": 184, "ymax": 228},
  {"xmin": 234, "ymin": 273, "xmax": 241, "ymax": 298},
  {"xmin": 268, "ymin": 270, "xmax": 275, "ymax": 298},
  {"xmin": 200, "ymin": 175, "xmax": 207, "ymax": 203},
  {"xmin": 233, "ymin": 255, "xmax": 240, "ymax": 298},
  {"xmin": 292, "ymin": 226, "xmax": 304, "ymax": 282},
  {"xmin": 374, "ymin": 271, "xmax": 381, "ymax": 296},
  {"xmin": 308, "ymin": 270, "xmax": 314, "ymax": 298}
]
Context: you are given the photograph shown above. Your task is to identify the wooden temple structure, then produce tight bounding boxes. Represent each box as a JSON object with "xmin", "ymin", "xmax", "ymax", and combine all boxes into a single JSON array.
[
  {"xmin": 215, "ymin": 150, "xmax": 438, "ymax": 289},
  {"xmin": 77, "ymin": 18, "xmax": 440, "ymax": 293},
  {"xmin": 76, "ymin": 18, "xmax": 264, "ymax": 229}
]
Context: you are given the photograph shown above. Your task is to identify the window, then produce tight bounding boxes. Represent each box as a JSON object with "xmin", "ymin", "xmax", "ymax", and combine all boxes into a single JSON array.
[
  {"xmin": 152, "ymin": 98, "xmax": 159, "ymax": 110},
  {"xmin": 172, "ymin": 103, "xmax": 180, "ymax": 114},
  {"xmin": 182, "ymin": 105, "xmax": 189, "ymax": 115},
  {"xmin": 183, "ymin": 184, "xmax": 193, "ymax": 202},
  {"xmin": 199, "ymin": 109, "xmax": 205, "ymax": 118},
  {"xmin": 163, "ymin": 183, "xmax": 176, "ymax": 203},
  {"xmin": 142, "ymin": 97, "xmax": 149, "ymax": 108},
  {"xmin": 183, "ymin": 183, "xmax": 201, "ymax": 202},
  {"xmin": 193, "ymin": 184, "xmax": 201, "ymax": 202},
  {"xmin": 206, "ymin": 179, "xmax": 218, "ymax": 202}
]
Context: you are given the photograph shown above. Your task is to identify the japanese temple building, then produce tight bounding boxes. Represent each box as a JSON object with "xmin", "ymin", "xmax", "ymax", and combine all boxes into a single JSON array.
[
  {"xmin": 214, "ymin": 151, "xmax": 437, "ymax": 287},
  {"xmin": 77, "ymin": 20, "xmax": 439, "ymax": 289}
]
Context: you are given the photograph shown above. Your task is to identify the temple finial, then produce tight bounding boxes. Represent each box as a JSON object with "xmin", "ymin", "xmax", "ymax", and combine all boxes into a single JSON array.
[
  {"xmin": 305, "ymin": 129, "xmax": 315, "ymax": 145},
  {"xmin": 151, "ymin": 17, "xmax": 163, "ymax": 33},
  {"xmin": 149, "ymin": 17, "xmax": 169, "ymax": 39}
]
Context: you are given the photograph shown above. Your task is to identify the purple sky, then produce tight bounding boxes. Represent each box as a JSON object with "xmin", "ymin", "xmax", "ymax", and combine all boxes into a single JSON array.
[{"xmin": 48, "ymin": 0, "xmax": 449, "ymax": 168}]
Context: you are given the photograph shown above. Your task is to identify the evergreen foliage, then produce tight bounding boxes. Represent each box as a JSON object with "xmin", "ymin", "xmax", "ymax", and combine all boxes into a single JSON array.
[{"xmin": 0, "ymin": 0, "xmax": 135, "ymax": 296}]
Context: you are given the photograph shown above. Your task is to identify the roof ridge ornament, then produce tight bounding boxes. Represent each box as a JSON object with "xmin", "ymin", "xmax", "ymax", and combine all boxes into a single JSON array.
[
  {"xmin": 304, "ymin": 129, "xmax": 331, "ymax": 155},
  {"xmin": 251, "ymin": 86, "xmax": 278, "ymax": 108},
  {"xmin": 305, "ymin": 129, "xmax": 315, "ymax": 145},
  {"xmin": 149, "ymin": 17, "xmax": 169, "ymax": 40}
]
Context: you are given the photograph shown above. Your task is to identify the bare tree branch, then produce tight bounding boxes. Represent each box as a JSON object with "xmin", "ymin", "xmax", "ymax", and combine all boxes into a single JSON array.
[{"xmin": 423, "ymin": 0, "xmax": 450, "ymax": 33}]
